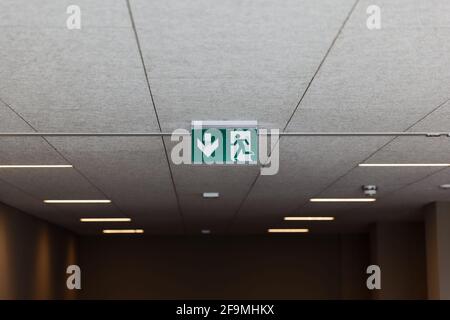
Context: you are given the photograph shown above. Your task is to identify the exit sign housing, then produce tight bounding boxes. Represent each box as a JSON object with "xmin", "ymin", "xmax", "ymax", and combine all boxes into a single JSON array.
[{"xmin": 191, "ymin": 121, "xmax": 258, "ymax": 165}]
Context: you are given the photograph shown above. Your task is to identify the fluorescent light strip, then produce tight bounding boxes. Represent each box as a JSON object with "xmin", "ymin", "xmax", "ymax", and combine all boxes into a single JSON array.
[
  {"xmin": 359, "ymin": 163, "xmax": 450, "ymax": 167},
  {"xmin": 284, "ymin": 217, "xmax": 335, "ymax": 221},
  {"xmin": 310, "ymin": 198, "xmax": 375, "ymax": 202},
  {"xmin": 268, "ymin": 228, "xmax": 309, "ymax": 233},
  {"xmin": 44, "ymin": 200, "xmax": 111, "ymax": 204},
  {"xmin": 102, "ymin": 229, "xmax": 144, "ymax": 234},
  {"xmin": 0, "ymin": 165, "xmax": 72, "ymax": 168},
  {"xmin": 81, "ymin": 218, "xmax": 131, "ymax": 222}
]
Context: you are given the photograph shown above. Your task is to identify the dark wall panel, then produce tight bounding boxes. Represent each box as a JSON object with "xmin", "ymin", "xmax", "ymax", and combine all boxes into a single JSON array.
[
  {"xmin": 79, "ymin": 235, "xmax": 369, "ymax": 299},
  {"xmin": 0, "ymin": 202, "xmax": 78, "ymax": 299}
]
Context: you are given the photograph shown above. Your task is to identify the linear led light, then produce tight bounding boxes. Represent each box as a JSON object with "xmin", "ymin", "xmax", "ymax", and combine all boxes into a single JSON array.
[
  {"xmin": 0, "ymin": 165, "xmax": 73, "ymax": 168},
  {"xmin": 102, "ymin": 229, "xmax": 144, "ymax": 234},
  {"xmin": 310, "ymin": 198, "xmax": 375, "ymax": 202},
  {"xmin": 80, "ymin": 218, "xmax": 131, "ymax": 222},
  {"xmin": 284, "ymin": 217, "xmax": 335, "ymax": 221},
  {"xmin": 359, "ymin": 163, "xmax": 450, "ymax": 167},
  {"xmin": 44, "ymin": 200, "xmax": 111, "ymax": 204},
  {"xmin": 268, "ymin": 228, "xmax": 309, "ymax": 233}
]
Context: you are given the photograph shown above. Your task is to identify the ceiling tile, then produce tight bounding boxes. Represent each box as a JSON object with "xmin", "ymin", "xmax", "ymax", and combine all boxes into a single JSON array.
[
  {"xmin": 47, "ymin": 137, "xmax": 183, "ymax": 232},
  {"xmin": 130, "ymin": 0, "xmax": 356, "ymax": 131},
  {"xmin": 0, "ymin": 0, "xmax": 130, "ymax": 28},
  {"xmin": 0, "ymin": 27, "xmax": 159, "ymax": 132}
]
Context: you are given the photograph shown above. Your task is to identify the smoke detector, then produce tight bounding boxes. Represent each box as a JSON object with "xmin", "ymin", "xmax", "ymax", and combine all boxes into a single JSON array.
[{"xmin": 362, "ymin": 185, "xmax": 378, "ymax": 197}]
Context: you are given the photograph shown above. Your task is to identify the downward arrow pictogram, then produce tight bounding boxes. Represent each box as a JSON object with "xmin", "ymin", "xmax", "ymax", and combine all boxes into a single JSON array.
[{"xmin": 197, "ymin": 133, "xmax": 219, "ymax": 157}]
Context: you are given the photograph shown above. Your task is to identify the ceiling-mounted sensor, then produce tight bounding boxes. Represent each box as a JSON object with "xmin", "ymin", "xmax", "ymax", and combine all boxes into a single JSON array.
[{"xmin": 362, "ymin": 185, "xmax": 377, "ymax": 197}]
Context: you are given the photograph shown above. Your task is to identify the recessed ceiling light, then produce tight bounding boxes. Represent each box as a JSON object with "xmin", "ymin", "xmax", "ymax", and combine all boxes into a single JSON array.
[
  {"xmin": 310, "ymin": 198, "xmax": 375, "ymax": 202},
  {"xmin": 359, "ymin": 163, "xmax": 450, "ymax": 167},
  {"xmin": 102, "ymin": 229, "xmax": 144, "ymax": 234},
  {"xmin": 201, "ymin": 229, "xmax": 211, "ymax": 234},
  {"xmin": 268, "ymin": 228, "xmax": 309, "ymax": 233},
  {"xmin": 0, "ymin": 165, "xmax": 73, "ymax": 168},
  {"xmin": 203, "ymin": 192, "xmax": 219, "ymax": 198},
  {"xmin": 284, "ymin": 216, "xmax": 335, "ymax": 221},
  {"xmin": 439, "ymin": 184, "xmax": 450, "ymax": 189},
  {"xmin": 44, "ymin": 200, "xmax": 111, "ymax": 204},
  {"xmin": 80, "ymin": 218, "xmax": 131, "ymax": 222}
]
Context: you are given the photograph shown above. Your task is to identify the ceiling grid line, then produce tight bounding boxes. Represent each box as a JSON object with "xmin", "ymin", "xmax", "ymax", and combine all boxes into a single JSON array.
[
  {"xmin": 285, "ymin": 99, "xmax": 450, "ymax": 224},
  {"xmin": 226, "ymin": 0, "xmax": 361, "ymax": 233},
  {"xmin": 125, "ymin": 0, "xmax": 186, "ymax": 233},
  {"xmin": 293, "ymin": 97, "xmax": 450, "ymax": 213},
  {"xmin": 0, "ymin": 175, "xmax": 85, "ymax": 233},
  {"xmin": 331, "ymin": 166, "xmax": 450, "ymax": 222},
  {"xmin": 0, "ymin": 97, "xmax": 132, "ymax": 220},
  {"xmin": 376, "ymin": 167, "xmax": 450, "ymax": 202},
  {"xmin": 2, "ymin": 1, "xmax": 449, "ymax": 235},
  {"xmin": 282, "ymin": 0, "xmax": 361, "ymax": 132},
  {"xmin": 0, "ymin": 175, "xmax": 58, "ymax": 214}
]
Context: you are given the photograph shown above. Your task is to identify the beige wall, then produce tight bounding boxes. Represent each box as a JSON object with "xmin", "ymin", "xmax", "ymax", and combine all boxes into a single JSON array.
[
  {"xmin": 79, "ymin": 234, "xmax": 370, "ymax": 299},
  {"xmin": 425, "ymin": 204, "xmax": 440, "ymax": 299},
  {"xmin": 0, "ymin": 202, "xmax": 78, "ymax": 299},
  {"xmin": 425, "ymin": 202, "xmax": 450, "ymax": 299}
]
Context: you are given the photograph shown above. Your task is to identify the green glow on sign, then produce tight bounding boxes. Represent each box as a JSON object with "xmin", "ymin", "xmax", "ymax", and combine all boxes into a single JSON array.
[{"xmin": 192, "ymin": 128, "xmax": 258, "ymax": 165}]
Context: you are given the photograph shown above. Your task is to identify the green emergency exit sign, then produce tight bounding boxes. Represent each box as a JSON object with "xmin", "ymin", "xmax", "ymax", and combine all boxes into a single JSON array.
[{"xmin": 191, "ymin": 121, "xmax": 258, "ymax": 165}]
